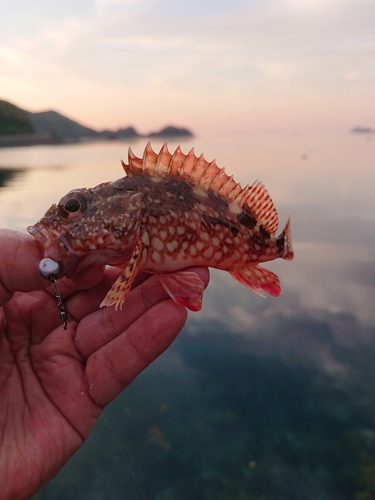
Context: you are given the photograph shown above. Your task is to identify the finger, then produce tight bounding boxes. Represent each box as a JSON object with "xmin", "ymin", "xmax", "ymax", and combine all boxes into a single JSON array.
[
  {"xmin": 0, "ymin": 229, "xmax": 105, "ymax": 304},
  {"xmin": 74, "ymin": 273, "xmax": 171, "ymax": 358},
  {"xmin": 48, "ymin": 267, "xmax": 149, "ymax": 307},
  {"xmin": 74, "ymin": 267, "xmax": 210, "ymax": 358},
  {"xmin": 45, "ymin": 265, "xmax": 106, "ymax": 300},
  {"xmin": 52, "ymin": 267, "xmax": 151, "ymax": 303},
  {"xmin": 85, "ymin": 299, "xmax": 188, "ymax": 407},
  {"xmin": 65, "ymin": 268, "xmax": 154, "ymax": 317},
  {"xmin": 0, "ymin": 229, "xmax": 47, "ymax": 306},
  {"xmin": 27, "ymin": 266, "xmax": 109, "ymax": 338}
]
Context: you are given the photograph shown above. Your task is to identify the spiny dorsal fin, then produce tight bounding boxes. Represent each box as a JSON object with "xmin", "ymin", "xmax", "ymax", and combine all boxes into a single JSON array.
[
  {"xmin": 244, "ymin": 180, "xmax": 278, "ymax": 234},
  {"xmin": 121, "ymin": 142, "xmax": 279, "ymax": 234}
]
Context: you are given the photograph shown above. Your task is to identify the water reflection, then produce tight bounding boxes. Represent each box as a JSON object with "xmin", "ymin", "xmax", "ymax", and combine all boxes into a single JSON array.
[
  {"xmin": 35, "ymin": 325, "xmax": 375, "ymax": 500},
  {"xmin": 0, "ymin": 167, "xmax": 25, "ymax": 189},
  {"xmin": 1, "ymin": 136, "xmax": 374, "ymax": 499}
]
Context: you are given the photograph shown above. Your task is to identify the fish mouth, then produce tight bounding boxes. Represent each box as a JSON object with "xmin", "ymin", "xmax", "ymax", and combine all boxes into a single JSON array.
[
  {"xmin": 28, "ymin": 223, "xmax": 138, "ymax": 279},
  {"xmin": 27, "ymin": 223, "xmax": 50, "ymax": 247},
  {"xmin": 27, "ymin": 223, "xmax": 80, "ymax": 277},
  {"xmin": 27, "ymin": 223, "xmax": 70, "ymax": 257}
]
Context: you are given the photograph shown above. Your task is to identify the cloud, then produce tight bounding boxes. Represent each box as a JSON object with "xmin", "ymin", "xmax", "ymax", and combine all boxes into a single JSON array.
[{"xmin": 282, "ymin": 0, "xmax": 346, "ymax": 11}]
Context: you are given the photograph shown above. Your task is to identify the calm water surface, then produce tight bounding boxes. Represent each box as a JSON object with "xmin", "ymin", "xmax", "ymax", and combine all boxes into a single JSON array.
[
  {"xmin": 1, "ymin": 134, "xmax": 374, "ymax": 324},
  {"xmin": 1, "ymin": 134, "xmax": 375, "ymax": 499}
]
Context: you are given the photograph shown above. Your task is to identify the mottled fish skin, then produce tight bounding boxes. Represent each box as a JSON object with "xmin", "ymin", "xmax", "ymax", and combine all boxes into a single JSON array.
[{"xmin": 28, "ymin": 142, "xmax": 293, "ymax": 311}]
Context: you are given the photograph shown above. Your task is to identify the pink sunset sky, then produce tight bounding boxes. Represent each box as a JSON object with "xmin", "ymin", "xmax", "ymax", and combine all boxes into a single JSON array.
[{"xmin": 1, "ymin": 0, "xmax": 374, "ymax": 137}]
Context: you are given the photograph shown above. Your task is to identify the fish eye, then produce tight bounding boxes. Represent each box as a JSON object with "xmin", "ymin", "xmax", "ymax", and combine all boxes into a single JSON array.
[
  {"xmin": 64, "ymin": 198, "xmax": 81, "ymax": 213},
  {"xmin": 58, "ymin": 192, "xmax": 87, "ymax": 220}
]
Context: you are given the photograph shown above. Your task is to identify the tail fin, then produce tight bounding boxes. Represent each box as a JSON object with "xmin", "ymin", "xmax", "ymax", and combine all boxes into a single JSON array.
[{"xmin": 281, "ymin": 218, "xmax": 294, "ymax": 261}]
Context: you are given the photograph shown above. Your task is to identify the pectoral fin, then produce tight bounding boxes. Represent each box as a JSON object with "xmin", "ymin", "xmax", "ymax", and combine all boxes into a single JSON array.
[
  {"xmin": 158, "ymin": 271, "xmax": 205, "ymax": 311},
  {"xmin": 230, "ymin": 265, "xmax": 281, "ymax": 297},
  {"xmin": 101, "ymin": 239, "xmax": 145, "ymax": 310}
]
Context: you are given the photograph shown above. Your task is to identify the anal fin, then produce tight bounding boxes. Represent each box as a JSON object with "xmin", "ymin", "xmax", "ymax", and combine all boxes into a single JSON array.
[
  {"xmin": 230, "ymin": 265, "xmax": 281, "ymax": 297},
  {"xmin": 158, "ymin": 271, "xmax": 205, "ymax": 311},
  {"xmin": 101, "ymin": 239, "xmax": 145, "ymax": 310}
]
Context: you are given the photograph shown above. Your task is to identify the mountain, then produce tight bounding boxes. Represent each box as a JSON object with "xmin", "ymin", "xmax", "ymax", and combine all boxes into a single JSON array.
[
  {"xmin": 351, "ymin": 126, "xmax": 375, "ymax": 134},
  {"xmin": 0, "ymin": 100, "xmax": 33, "ymax": 135},
  {"xmin": 27, "ymin": 110, "xmax": 100, "ymax": 140},
  {"xmin": 148, "ymin": 125, "xmax": 193, "ymax": 138},
  {"xmin": 0, "ymin": 99, "xmax": 193, "ymax": 147},
  {"xmin": 100, "ymin": 126, "xmax": 141, "ymax": 140}
]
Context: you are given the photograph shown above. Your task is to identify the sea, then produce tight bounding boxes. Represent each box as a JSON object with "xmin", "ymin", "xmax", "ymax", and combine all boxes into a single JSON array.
[{"xmin": 1, "ymin": 133, "xmax": 375, "ymax": 500}]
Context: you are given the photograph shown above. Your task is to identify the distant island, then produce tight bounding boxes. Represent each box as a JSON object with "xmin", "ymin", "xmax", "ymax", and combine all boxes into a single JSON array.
[
  {"xmin": 351, "ymin": 126, "xmax": 375, "ymax": 134},
  {"xmin": 0, "ymin": 99, "xmax": 193, "ymax": 147}
]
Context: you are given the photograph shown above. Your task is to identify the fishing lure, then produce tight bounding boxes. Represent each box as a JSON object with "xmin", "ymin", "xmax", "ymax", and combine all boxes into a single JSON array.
[{"xmin": 39, "ymin": 257, "xmax": 68, "ymax": 330}]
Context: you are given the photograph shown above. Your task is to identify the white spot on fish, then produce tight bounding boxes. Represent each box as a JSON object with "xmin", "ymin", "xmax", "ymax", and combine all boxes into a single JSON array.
[
  {"xmin": 196, "ymin": 241, "xmax": 205, "ymax": 251},
  {"xmin": 142, "ymin": 232, "xmax": 150, "ymax": 246},
  {"xmin": 176, "ymin": 250, "xmax": 186, "ymax": 260},
  {"xmin": 229, "ymin": 203, "xmax": 242, "ymax": 214},
  {"xmin": 152, "ymin": 237, "xmax": 164, "ymax": 251},
  {"xmin": 193, "ymin": 186, "xmax": 208, "ymax": 198},
  {"xmin": 189, "ymin": 245, "xmax": 197, "ymax": 256},
  {"xmin": 203, "ymin": 246, "xmax": 214, "ymax": 258},
  {"xmin": 152, "ymin": 251, "xmax": 161, "ymax": 263},
  {"xmin": 166, "ymin": 240, "xmax": 178, "ymax": 252}
]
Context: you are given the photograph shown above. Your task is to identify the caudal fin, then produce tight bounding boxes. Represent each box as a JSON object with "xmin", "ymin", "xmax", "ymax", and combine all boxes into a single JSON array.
[{"xmin": 281, "ymin": 217, "xmax": 293, "ymax": 261}]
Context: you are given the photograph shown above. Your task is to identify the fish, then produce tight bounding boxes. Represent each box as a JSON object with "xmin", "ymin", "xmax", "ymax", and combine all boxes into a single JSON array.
[{"xmin": 27, "ymin": 142, "xmax": 293, "ymax": 311}]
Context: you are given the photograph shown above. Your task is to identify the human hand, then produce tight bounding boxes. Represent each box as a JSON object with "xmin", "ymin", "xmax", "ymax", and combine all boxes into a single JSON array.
[{"xmin": 0, "ymin": 229, "xmax": 209, "ymax": 500}]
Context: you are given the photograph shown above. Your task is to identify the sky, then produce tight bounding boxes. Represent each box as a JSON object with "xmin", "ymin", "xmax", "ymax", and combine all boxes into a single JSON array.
[{"xmin": 1, "ymin": 0, "xmax": 374, "ymax": 137}]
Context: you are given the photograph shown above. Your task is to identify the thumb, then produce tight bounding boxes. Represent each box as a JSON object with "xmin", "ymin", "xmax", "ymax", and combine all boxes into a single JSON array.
[{"xmin": 0, "ymin": 229, "xmax": 47, "ymax": 306}]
